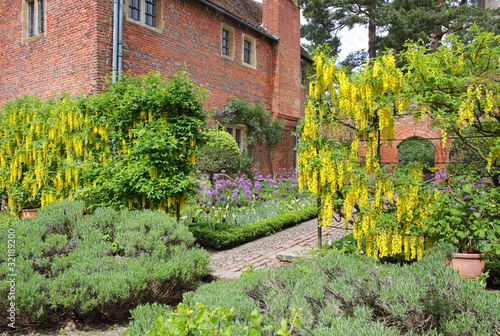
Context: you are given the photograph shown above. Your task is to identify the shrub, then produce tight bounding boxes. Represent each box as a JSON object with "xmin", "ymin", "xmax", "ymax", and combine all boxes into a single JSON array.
[
  {"xmin": 0, "ymin": 200, "xmax": 209, "ymax": 327},
  {"xmin": 188, "ymin": 205, "xmax": 318, "ymax": 249},
  {"xmin": 178, "ymin": 244, "xmax": 500, "ymax": 335},
  {"xmin": 195, "ymin": 128, "xmax": 240, "ymax": 178},
  {"xmin": 129, "ymin": 244, "xmax": 500, "ymax": 335},
  {"xmin": 0, "ymin": 72, "xmax": 207, "ymax": 216}
]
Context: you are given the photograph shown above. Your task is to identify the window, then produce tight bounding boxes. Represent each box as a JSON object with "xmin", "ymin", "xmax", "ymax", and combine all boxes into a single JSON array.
[
  {"xmin": 243, "ymin": 40, "xmax": 252, "ymax": 64},
  {"xmin": 220, "ymin": 24, "xmax": 235, "ymax": 60},
  {"xmin": 225, "ymin": 124, "xmax": 247, "ymax": 151},
  {"xmin": 126, "ymin": 0, "xmax": 161, "ymax": 29},
  {"xmin": 241, "ymin": 34, "xmax": 256, "ymax": 69},
  {"xmin": 23, "ymin": 0, "xmax": 45, "ymax": 40}
]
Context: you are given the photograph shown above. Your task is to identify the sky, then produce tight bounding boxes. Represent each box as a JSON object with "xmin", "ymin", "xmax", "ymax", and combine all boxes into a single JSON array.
[{"xmin": 253, "ymin": 0, "xmax": 368, "ymax": 62}]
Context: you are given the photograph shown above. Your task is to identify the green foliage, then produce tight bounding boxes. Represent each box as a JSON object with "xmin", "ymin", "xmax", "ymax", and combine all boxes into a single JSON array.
[
  {"xmin": 79, "ymin": 72, "xmax": 208, "ymax": 214},
  {"xmin": 178, "ymin": 244, "xmax": 500, "ymax": 335},
  {"xmin": 0, "ymin": 211, "xmax": 19, "ymax": 227},
  {"xmin": 398, "ymin": 138, "xmax": 435, "ymax": 165},
  {"xmin": 188, "ymin": 205, "xmax": 318, "ymax": 249},
  {"xmin": 0, "ymin": 200, "xmax": 209, "ymax": 327},
  {"xmin": 403, "ymin": 29, "xmax": 500, "ymax": 171},
  {"xmin": 299, "ymin": 0, "xmax": 498, "ymax": 59},
  {"xmin": 196, "ymin": 129, "xmax": 240, "ymax": 175},
  {"xmin": 214, "ymin": 97, "xmax": 285, "ymax": 175},
  {"xmin": 0, "ymin": 72, "xmax": 207, "ymax": 215},
  {"xmin": 484, "ymin": 252, "xmax": 500, "ymax": 287},
  {"xmin": 422, "ymin": 173, "xmax": 500, "ymax": 254}
]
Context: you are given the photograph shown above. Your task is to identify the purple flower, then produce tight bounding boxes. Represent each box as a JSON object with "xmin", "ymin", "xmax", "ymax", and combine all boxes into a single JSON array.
[
  {"xmin": 274, "ymin": 185, "xmax": 279, "ymax": 189},
  {"xmin": 216, "ymin": 183, "xmax": 222, "ymax": 190},
  {"xmin": 282, "ymin": 194, "xmax": 286, "ymax": 197},
  {"xmin": 222, "ymin": 217, "xmax": 226, "ymax": 223},
  {"xmin": 245, "ymin": 190, "xmax": 251, "ymax": 196},
  {"xmin": 205, "ymin": 209, "xmax": 210, "ymax": 214},
  {"xmin": 205, "ymin": 187, "xmax": 211, "ymax": 194},
  {"xmin": 234, "ymin": 189, "xmax": 240, "ymax": 194},
  {"xmin": 273, "ymin": 190, "xmax": 279, "ymax": 194},
  {"xmin": 299, "ymin": 192, "xmax": 303, "ymax": 195},
  {"xmin": 360, "ymin": 250, "xmax": 364, "ymax": 255},
  {"xmin": 211, "ymin": 199, "xmax": 217, "ymax": 205},
  {"xmin": 213, "ymin": 174, "xmax": 219, "ymax": 180},
  {"xmin": 262, "ymin": 198, "xmax": 267, "ymax": 202},
  {"xmin": 220, "ymin": 196, "xmax": 226, "ymax": 201},
  {"xmin": 246, "ymin": 196, "xmax": 252, "ymax": 201},
  {"xmin": 221, "ymin": 169, "xmax": 226, "ymax": 173},
  {"xmin": 463, "ymin": 195, "xmax": 471, "ymax": 200},
  {"xmin": 237, "ymin": 203, "xmax": 242, "ymax": 208},
  {"xmin": 459, "ymin": 179, "xmax": 465, "ymax": 183},
  {"xmin": 231, "ymin": 193, "xmax": 238, "ymax": 201},
  {"xmin": 258, "ymin": 188, "xmax": 262, "ymax": 192},
  {"xmin": 273, "ymin": 198, "xmax": 278, "ymax": 203},
  {"xmin": 196, "ymin": 170, "xmax": 201, "ymax": 173},
  {"xmin": 192, "ymin": 217, "xmax": 197, "ymax": 223}
]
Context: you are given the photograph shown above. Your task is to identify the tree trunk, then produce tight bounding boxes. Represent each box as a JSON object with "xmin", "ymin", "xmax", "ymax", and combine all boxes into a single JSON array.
[{"xmin": 368, "ymin": 17, "xmax": 377, "ymax": 59}]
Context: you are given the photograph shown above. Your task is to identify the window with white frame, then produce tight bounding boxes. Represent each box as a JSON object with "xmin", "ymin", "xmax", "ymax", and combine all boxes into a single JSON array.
[
  {"xmin": 23, "ymin": 0, "xmax": 45, "ymax": 40},
  {"xmin": 241, "ymin": 34, "xmax": 256, "ymax": 69},
  {"xmin": 225, "ymin": 124, "xmax": 247, "ymax": 151},
  {"xmin": 126, "ymin": 0, "xmax": 161, "ymax": 29}
]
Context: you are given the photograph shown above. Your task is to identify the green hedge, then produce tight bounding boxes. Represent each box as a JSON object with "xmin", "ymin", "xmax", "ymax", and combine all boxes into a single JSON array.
[
  {"xmin": 188, "ymin": 205, "xmax": 318, "ymax": 249},
  {"xmin": 0, "ymin": 200, "xmax": 209, "ymax": 327},
  {"xmin": 128, "ymin": 244, "xmax": 500, "ymax": 336}
]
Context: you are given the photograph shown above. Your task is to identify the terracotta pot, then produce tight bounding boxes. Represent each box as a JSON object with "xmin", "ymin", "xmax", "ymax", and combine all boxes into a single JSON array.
[
  {"xmin": 447, "ymin": 252, "xmax": 485, "ymax": 280},
  {"xmin": 19, "ymin": 208, "xmax": 38, "ymax": 220}
]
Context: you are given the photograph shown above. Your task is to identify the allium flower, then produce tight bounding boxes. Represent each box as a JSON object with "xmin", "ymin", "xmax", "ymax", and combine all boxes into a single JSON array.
[
  {"xmin": 273, "ymin": 198, "xmax": 278, "ymax": 203},
  {"xmin": 258, "ymin": 188, "xmax": 262, "ymax": 192},
  {"xmin": 231, "ymin": 193, "xmax": 238, "ymax": 201},
  {"xmin": 196, "ymin": 170, "xmax": 201, "ymax": 173},
  {"xmin": 205, "ymin": 187, "xmax": 211, "ymax": 194},
  {"xmin": 246, "ymin": 196, "xmax": 252, "ymax": 201},
  {"xmin": 220, "ymin": 196, "xmax": 226, "ymax": 201},
  {"xmin": 274, "ymin": 185, "xmax": 278, "ymax": 189},
  {"xmin": 221, "ymin": 169, "xmax": 226, "ymax": 173},
  {"xmin": 216, "ymin": 183, "xmax": 222, "ymax": 190},
  {"xmin": 245, "ymin": 190, "xmax": 251, "ymax": 196},
  {"xmin": 234, "ymin": 189, "xmax": 240, "ymax": 194},
  {"xmin": 273, "ymin": 190, "xmax": 279, "ymax": 194}
]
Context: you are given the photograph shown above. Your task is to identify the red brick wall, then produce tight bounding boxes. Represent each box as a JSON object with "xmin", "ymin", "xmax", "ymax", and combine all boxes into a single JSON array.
[
  {"xmin": 0, "ymin": 0, "xmax": 104, "ymax": 106},
  {"xmin": 0, "ymin": 0, "xmax": 304, "ymax": 175}
]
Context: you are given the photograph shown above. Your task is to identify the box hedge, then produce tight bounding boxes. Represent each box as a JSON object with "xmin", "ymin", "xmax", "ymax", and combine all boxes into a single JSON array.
[
  {"xmin": 0, "ymin": 200, "xmax": 209, "ymax": 327},
  {"xmin": 188, "ymin": 205, "xmax": 318, "ymax": 249}
]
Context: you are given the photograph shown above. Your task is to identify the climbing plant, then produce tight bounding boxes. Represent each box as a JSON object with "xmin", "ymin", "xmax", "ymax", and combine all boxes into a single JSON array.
[
  {"xmin": 0, "ymin": 72, "xmax": 207, "ymax": 216},
  {"xmin": 215, "ymin": 97, "xmax": 284, "ymax": 176}
]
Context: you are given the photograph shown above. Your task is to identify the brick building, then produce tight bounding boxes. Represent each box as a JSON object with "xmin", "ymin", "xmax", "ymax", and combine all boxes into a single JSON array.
[{"xmin": 0, "ymin": 0, "xmax": 311, "ymax": 174}]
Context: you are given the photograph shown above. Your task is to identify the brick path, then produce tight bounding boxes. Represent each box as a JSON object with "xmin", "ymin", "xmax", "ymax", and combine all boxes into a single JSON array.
[{"xmin": 206, "ymin": 218, "xmax": 350, "ymax": 280}]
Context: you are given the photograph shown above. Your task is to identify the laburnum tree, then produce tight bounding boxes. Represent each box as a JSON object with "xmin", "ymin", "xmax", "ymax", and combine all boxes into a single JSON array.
[{"xmin": 297, "ymin": 29, "xmax": 500, "ymax": 260}]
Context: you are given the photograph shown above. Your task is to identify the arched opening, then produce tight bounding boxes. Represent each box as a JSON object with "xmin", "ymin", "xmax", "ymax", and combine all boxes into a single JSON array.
[{"xmin": 398, "ymin": 137, "xmax": 435, "ymax": 181}]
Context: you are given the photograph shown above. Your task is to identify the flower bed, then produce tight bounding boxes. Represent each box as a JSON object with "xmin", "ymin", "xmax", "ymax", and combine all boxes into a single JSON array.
[{"xmin": 183, "ymin": 168, "xmax": 317, "ymax": 248}]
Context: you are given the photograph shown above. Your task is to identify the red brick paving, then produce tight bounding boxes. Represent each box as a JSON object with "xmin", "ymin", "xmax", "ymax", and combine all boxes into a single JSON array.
[{"xmin": 206, "ymin": 218, "xmax": 349, "ymax": 280}]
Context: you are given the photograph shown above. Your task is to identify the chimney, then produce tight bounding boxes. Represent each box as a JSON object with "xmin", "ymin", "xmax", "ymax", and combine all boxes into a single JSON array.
[{"xmin": 262, "ymin": 0, "xmax": 301, "ymax": 120}]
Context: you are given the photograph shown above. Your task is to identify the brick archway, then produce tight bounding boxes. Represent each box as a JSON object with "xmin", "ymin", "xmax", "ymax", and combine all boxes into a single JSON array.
[{"xmin": 380, "ymin": 115, "xmax": 450, "ymax": 168}]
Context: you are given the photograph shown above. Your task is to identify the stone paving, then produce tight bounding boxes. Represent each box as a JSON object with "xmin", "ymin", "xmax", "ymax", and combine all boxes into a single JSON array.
[{"xmin": 206, "ymin": 218, "xmax": 350, "ymax": 280}]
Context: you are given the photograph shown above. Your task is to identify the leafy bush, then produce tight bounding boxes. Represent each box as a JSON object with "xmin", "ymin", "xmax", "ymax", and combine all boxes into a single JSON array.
[
  {"xmin": 188, "ymin": 205, "xmax": 318, "ymax": 249},
  {"xmin": 0, "ymin": 72, "xmax": 207, "ymax": 216},
  {"xmin": 195, "ymin": 129, "xmax": 240, "ymax": 177},
  {"xmin": 0, "ymin": 200, "xmax": 209, "ymax": 327},
  {"xmin": 128, "ymin": 244, "xmax": 500, "ymax": 335},
  {"xmin": 178, "ymin": 244, "xmax": 499, "ymax": 335}
]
